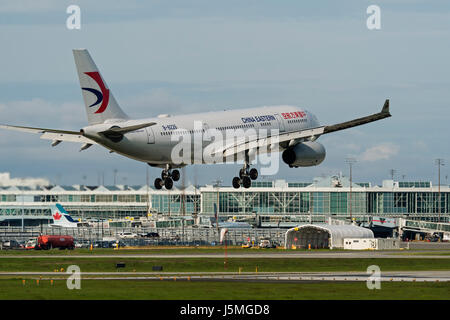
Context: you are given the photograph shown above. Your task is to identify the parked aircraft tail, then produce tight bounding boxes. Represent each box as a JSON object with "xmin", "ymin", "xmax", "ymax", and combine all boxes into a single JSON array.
[{"xmin": 50, "ymin": 203, "xmax": 79, "ymax": 228}]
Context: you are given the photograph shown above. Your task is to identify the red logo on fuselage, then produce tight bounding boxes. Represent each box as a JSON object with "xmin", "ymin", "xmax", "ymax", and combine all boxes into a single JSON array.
[
  {"xmin": 53, "ymin": 212, "xmax": 62, "ymax": 220},
  {"xmin": 281, "ymin": 111, "xmax": 306, "ymax": 120}
]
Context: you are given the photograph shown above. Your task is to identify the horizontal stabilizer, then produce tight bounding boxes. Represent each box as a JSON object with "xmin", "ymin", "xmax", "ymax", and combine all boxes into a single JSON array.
[{"xmin": 99, "ymin": 122, "xmax": 156, "ymax": 135}]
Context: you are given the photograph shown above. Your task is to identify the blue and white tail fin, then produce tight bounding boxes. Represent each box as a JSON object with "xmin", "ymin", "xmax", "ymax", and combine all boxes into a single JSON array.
[
  {"xmin": 73, "ymin": 49, "xmax": 129, "ymax": 125},
  {"xmin": 50, "ymin": 203, "xmax": 79, "ymax": 228}
]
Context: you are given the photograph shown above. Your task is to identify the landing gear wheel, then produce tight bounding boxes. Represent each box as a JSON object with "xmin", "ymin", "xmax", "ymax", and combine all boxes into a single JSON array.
[
  {"xmin": 242, "ymin": 176, "xmax": 251, "ymax": 189},
  {"xmin": 249, "ymin": 168, "xmax": 258, "ymax": 180},
  {"xmin": 239, "ymin": 168, "xmax": 246, "ymax": 179},
  {"xmin": 172, "ymin": 169, "xmax": 180, "ymax": 182},
  {"xmin": 154, "ymin": 178, "xmax": 163, "ymax": 190},
  {"xmin": 232, "ymin": 177, "xmax": 241, "ymax": 189},
  {"xmin": 161, "ymin": 171, "xmax": 169, "ymax": 180},
  {"xmin": 164, "ymin": 177, "xmax": 173, "ymax": 190}
]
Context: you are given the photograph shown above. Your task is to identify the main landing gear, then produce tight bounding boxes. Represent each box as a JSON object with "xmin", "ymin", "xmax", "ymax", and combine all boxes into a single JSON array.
[
  {"xmin": 154, "ymin": 165, "xmax": 180, "ymax": 190},
  {"xmin": 232, "ymin": 162, "xmax": 258, "ymax": 189}
]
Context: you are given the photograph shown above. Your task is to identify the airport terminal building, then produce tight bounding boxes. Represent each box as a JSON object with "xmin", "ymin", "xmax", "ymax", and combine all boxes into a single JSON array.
[{"xmin": 0, "ymin": 174, "xmax": 449, "ymax": 226}]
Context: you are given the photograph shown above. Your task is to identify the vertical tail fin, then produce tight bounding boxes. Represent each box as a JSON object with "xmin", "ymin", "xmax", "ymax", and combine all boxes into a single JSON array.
[
  {"xmin": 50, "ymin": 203, "xmax": 78, "ymax": 227},
  {"xmin": 73, "ymin": 49, "xmax": 129, "ymax": 125}
]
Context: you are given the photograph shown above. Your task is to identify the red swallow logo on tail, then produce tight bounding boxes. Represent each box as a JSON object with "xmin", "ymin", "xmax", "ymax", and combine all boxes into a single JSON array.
[{"xmin": 81, "ymin": 71, "xmax": 110, "ymax": 114}]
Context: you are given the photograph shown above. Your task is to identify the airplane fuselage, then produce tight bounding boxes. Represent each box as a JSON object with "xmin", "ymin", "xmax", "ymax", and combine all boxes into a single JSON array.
[{"xmin": 83, "ymin": 105, "xmax": 320, "ymax": 167}]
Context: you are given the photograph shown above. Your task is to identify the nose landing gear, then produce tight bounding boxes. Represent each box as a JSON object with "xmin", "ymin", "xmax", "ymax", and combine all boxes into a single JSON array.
[{"xmin": 154, "ymin": 166, "xmax": 180, "ymax": 190}]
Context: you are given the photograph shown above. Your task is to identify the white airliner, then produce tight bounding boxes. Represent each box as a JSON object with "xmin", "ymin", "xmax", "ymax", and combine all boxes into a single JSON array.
[{"xmin": 0, "ymin": 49, "xmax": 391, "ymax": 190}]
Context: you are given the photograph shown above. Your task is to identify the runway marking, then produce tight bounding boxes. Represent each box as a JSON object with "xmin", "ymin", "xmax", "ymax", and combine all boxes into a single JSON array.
[
  {"xmin": 27, "ymin": 275, "xmax": 450, "ymax": 282},
  {"xmin": 3, "ymin": 270, "xmax": 450, "ymax": 283}
]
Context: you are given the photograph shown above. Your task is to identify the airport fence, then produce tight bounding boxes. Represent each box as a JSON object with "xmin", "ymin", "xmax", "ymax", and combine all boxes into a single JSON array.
[{"xmin": 0, "ymin": 226, "xmax": 287, "ymax": 247}]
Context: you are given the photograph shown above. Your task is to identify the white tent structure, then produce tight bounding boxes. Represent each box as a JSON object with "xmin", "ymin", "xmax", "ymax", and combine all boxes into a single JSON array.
[{"xmin": 285, "ymin": 224, "xmax": 374, "ymax": 249}]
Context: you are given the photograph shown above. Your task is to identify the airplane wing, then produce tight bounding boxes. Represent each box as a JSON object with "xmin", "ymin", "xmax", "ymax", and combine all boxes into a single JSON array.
[
  {"xmin": 0, "ymin": 124, "xmax": 97, "ymax": 145},
  {"xmin": 218, "ymin": 99, "xmax": 391, "ymax": 158}
]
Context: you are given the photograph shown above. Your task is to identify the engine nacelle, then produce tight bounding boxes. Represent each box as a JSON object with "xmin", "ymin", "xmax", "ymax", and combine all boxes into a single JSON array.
[{"xmin": 282, "ymin": 141, "xmax": 326, "ymax": 167}]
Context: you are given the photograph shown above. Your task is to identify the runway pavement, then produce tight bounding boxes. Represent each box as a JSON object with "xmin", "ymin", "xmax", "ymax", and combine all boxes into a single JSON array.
[{"xmin": 2, "ymin": 270, "xmax": 449, "ymax": 282}]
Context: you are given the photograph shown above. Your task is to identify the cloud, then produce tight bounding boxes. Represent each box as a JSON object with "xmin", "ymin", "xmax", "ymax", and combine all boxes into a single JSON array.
[
  {"xmin": 124, "ymin": 88, "xmax": 181, "ymax": 116},
  {"xmin": 0, "ymin": 0, "xmax": 59, "ymax": 13},
  {"xmin": 0, "ymin": 98, "xmax": 85, "ymax": 128},
  {"xmin": 122, "ymin": 88, "xmax": 213, "ymax": 117},
  {"xmin": 359, "ymin": 143, "xmax": 399, "ymax": 162}
]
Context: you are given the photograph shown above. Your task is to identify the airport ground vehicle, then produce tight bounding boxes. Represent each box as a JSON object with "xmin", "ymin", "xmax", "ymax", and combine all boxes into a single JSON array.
[
  {"xmin": 25, "ymin": 239, "xmax": 37, "ymax": 249},
  {"xmin": 36, "ymin": 235, "xmax": 75, "ymax": 250},
  {"xmin": 1, "ymin": 239, "xmax": 22, "ymax": 249},
  {"xmin": 259, "ymin": 238, "xmax": 276, "ymax": 248},
  {"xmin": 242, "ymin": 239, "xmax": 254, "ymax": 248},
  {"xmin": 92, "ymin": 240, "xmax": 125, "ymax": 248},
  {"xmin": 75, "ymin": 241, "xmax": 91, "ymax": 248},
  {"xmin": 112, "ymin": 241, "xmax": 126, "ymax": 248},
  {"xmin": 139, "ymin": 232, "xmax": 160, "ymax": 238},
  {"xmin": 117, "ymin": 232, "xmax": 138, "ymax": 239}
]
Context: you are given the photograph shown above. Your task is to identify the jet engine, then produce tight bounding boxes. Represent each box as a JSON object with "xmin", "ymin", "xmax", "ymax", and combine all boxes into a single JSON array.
[{"xmin": 282, "ymin": 141, "xmax": 326, "ymax": 167}]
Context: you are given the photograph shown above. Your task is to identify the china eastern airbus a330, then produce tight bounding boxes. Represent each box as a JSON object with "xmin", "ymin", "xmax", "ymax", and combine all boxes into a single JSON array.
[{"xmin": 0, "ymin": 49, "xmax": 391, "ymax": 190}]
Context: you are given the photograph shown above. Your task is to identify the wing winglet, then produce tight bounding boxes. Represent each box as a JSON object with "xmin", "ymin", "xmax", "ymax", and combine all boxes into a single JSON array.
[{"xmin": 381, "ymin": 99, "xmax": 390, "ymax": 115}]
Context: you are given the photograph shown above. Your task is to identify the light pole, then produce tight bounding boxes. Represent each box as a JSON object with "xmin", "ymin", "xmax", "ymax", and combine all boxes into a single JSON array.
[
  {"xmin": 346, "ymin": 158, "xmax": 356, "ymax": 221},
  {"xmin": 435, "ymin": 159, "xmax": 445, "ymax": 223},
  {"xmin": 146, "ymin": 166, "xmax": 150, "ymax": 218},
  {"xmin": 21, "ymin": 189, "xmax": 24, "ymax": 232},
  {"xmin": 212, "ymin": 179, "xmax": 222, "ymax": 241},
  {"xmin": 390, "ymin": 169, "xmax": 396, "ymax": 181}
]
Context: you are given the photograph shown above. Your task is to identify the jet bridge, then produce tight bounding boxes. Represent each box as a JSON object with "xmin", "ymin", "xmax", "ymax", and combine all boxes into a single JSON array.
[{"xmin": 399, "ymin": 219, "xmax": 450, "ymax": 240}]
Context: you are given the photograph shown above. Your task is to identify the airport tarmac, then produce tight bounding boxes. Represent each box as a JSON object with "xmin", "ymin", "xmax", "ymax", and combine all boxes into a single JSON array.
[
  {"xmin": 1, "ymin": 251, "xmax": 449, "ymax": 259},
  {"xmin": 2, "ymin": 270, "xmax": 449, "ymax": 282}
]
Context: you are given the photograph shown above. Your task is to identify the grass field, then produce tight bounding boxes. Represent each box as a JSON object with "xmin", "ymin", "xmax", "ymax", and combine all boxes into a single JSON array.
[
  {"xmin": 0, "ymin": 257, "xmax": 449, "ymax": 273},
  {"xmin": 0, "ymin": 279, "xmax": 448, "ymax": 300},
  {"xmin": 0, "ymin": 246, "xmax": 448, "ymax": 256},
  {"xmin": 1, "ymin": 247, "xmax": 448, "ymax": 300},
  {"xmin": 0, "ymin": 247, "xmax": 311, "ymax": 255}
]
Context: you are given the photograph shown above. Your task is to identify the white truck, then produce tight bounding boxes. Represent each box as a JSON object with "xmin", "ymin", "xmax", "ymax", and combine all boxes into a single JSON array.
[{"xmin": 259, "ymin": 238, "xmax": 275, "ymax": 248}]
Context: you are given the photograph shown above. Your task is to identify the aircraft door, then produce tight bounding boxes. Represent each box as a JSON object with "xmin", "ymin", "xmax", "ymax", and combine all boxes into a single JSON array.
[
  {"xmin": 274, "ymin": 114, "xmax": 286, "ymax": 133},
  {"xmin": 145, "ymin": 127, "xmax": 155, "ymax": 144}
]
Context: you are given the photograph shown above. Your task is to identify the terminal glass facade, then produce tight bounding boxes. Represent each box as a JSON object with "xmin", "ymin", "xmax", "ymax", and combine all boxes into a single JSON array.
[
  {"xmin": 0, "ymin": 178, "xmax": 449, "ymax": 223},
  {"xmin": 201, "ymin": 186, "xmax": 449, "ymax": 221}
]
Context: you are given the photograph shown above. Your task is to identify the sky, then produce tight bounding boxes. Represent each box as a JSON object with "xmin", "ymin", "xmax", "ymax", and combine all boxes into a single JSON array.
[{"xmin": 0, "ymin": 0, "xmax": 449, "ymax": 187}]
